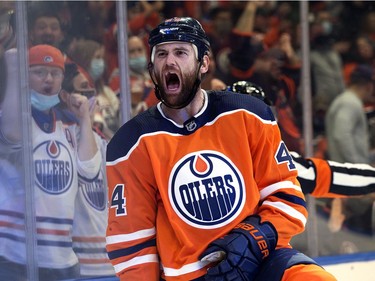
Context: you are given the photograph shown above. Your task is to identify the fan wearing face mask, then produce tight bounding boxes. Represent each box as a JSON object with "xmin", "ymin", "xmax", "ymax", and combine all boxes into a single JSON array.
[
  {"xmin": 67, "ymin": 39, "xmax": 120, "ymax": 141},
  {"xmin": 0, "ymin": 44, "xmax": 101, "ymax": 281},
  {"xmin": 56, "ymin": 62, "xmax": 115, "ymax": 278},
  {"xmin": 109, "ymin": 34, "xmax": 159, "ymax": 117}
]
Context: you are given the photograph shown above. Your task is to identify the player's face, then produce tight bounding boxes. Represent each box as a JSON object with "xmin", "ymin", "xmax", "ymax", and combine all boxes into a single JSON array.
[
  {"xmin": 152, "ymin": 42, "xmax": 199, "ymax": 107},
  {"xmin": 29, "ymin": 65, "xmax": 64, "ymax": 95}
]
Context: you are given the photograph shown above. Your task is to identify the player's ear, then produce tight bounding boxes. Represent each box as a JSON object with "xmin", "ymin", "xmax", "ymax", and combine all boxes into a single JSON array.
[
  {"xmin": 148, "ymin": 62, "xmax": 156, "ymax": 80},
  {"xmin": 200, "ymin": 54, "xmax": 210, "ymax": 74}
]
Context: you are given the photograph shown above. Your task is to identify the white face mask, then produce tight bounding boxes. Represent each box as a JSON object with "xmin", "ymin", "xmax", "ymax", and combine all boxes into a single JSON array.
[{"xmin": 30, "ymin": 89, "xmax": 61, "ymax": 111}]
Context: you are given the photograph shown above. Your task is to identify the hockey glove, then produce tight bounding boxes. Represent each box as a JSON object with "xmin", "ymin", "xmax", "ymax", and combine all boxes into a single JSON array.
[{"xmin": 199, "ymin": 215, "xmax": 277, "ymax": 281}]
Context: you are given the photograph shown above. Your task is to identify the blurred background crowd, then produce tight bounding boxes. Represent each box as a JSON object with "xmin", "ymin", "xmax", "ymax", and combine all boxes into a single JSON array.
[{"xmin": 3, "ymin": 0, "xmax": 374, "ymax": 151}]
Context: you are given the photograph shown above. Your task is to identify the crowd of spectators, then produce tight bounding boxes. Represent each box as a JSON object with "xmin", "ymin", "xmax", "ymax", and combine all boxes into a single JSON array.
[
  {"xmin": 1, "ymin": 0, "xmax": 375, "ymax": 278},
  {"xmin": 18, "ymin": 1, "xmax": 375, "ymax": 154}
]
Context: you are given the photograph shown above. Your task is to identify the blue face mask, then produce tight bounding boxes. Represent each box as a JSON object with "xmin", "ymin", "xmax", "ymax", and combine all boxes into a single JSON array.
[
  {"xmin": 129, "ymin": 56, "xmax": 147, "ymax": 73},
  {"xmin": 89, "ymin": 58, "xmax": 105, "ymax": 81},
  {"xmin": 30, "ymin": 89, "xmax": 60, "ymax": 111}
]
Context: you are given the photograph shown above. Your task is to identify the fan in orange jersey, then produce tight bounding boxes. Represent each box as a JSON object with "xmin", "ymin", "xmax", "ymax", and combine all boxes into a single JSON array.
[
  {"xmin": 228, "ymin": 80, "xmax": 375, "ymax": 198},
  {"xmin": 105, "ymin": 17, "xmax": 337, "ymax": 281}
]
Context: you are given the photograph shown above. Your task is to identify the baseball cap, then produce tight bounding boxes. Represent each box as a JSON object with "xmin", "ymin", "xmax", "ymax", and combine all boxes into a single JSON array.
[{"xmin": 29, "ymin": 44, "xmax": 65, "ymax": 71}]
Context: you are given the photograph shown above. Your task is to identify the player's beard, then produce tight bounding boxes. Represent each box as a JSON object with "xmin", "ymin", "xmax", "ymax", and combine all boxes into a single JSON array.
[{"xmin": 155, "ymin": 69, "xmax": 198, "ymax": 108}]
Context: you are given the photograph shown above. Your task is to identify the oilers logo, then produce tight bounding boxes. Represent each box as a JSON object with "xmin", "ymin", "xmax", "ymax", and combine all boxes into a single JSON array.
[
  {"xmin": 34, "ymin": 140, "xmax": 73, "ymax": 194},
  {"xmin": 79, "ymin": 169, "xmax": 106, "ymax": 211},
  {"xmin": 169, "ymin": 150, "xmax": 245, "ymax": 229}
]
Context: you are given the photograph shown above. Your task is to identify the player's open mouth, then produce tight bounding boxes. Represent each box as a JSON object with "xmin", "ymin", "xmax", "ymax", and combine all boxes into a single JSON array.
[{"xmin": 165, "ymin": 72, "xmax": 180, "ymax": 92}]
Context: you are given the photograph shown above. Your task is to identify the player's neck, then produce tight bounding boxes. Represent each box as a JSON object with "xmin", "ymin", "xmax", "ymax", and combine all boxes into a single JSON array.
[{"xmin": 161, "ymin": 90, "xmax": 206, "ymax": 125}]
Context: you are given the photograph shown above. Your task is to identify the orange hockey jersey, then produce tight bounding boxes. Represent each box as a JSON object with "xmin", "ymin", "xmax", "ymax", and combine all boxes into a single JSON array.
[{"xmin": 106, "ymin": 90, "xmax": 308, "ymax": 280}]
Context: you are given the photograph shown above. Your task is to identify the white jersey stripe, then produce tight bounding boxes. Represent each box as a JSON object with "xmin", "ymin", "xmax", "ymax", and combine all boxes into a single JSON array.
[
  {"xmin": 163, "ymin": 260, "xmax": 210, "ymax": 277},
  {"xmin": 113, "ymin": 254, "xmax": 159, "ymax": 273},
  {"xmin": 333, "ymin": 172, "xmax": 375, "ymax": 187},
  {"xmin": 263, "ymin": 201, "xmax": 307, "ymax": 226},
  {"xmin": 260, "ymin": 181, "xmax": 302, "ymax": 199},
  {"xmin": 106, "ymin": 227, "xmax": 156, "ymax": 245}
]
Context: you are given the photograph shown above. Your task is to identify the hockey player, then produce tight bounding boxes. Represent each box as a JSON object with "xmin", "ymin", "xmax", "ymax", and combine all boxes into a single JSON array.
[
  {"xmin": 228, "ymin": 81, "xmax": 375, "ymax": 198},
  {"xmin": 0, "ymin": 45, "xmax": 101, "ymax": 280},
  {"xmin": 106, "ymin": 17, "xmax": 336, "ymax": 281}
]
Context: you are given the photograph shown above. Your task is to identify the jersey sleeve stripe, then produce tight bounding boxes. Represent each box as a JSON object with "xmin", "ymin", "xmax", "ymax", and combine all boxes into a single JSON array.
[
  {"xmin": 107, "ymin": 238, "xmax": 156, "ymax": 260},
  {"xmin": 332, "ymin": 168, "xmax": 375, "ymax": 187},
  {"xmin": 328, "ymin": 161, "xmax": 375, "ymax": 195},
  {"xmin": 262, "ymin": 201, "xmax": 307, "ymax": 226},
  {"xmin": 271, "ymin": 192, "xmax": 307, "ymax": 208},
  {"xmin": 163, "ymin": 260, "xmax": 209, "ymax": 277},
  {"xmin": 328, "ymin": 160, "xmax": 375, "ymax": 172},
  {"xmin": 333, "ymin": 172, "xmax": 375, "ymax": 187},
  {"xmin": 106, "ymin": 227, "xmax": 156, "ymax": 244},
  {"xmin": 259, "ymin": 181, "xmax": 302, "ymax": 199},
  {"xmin": 113, "ymin": 254, "xmax": 159, "ymax": 274},
  {"xmin": 330, "ymin": 184, "xmax": 375, "ymax": 196}
]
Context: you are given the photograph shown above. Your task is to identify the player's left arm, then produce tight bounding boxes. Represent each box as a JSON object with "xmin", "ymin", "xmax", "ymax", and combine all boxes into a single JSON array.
[{"xmin": 253, "ymin": 123, "xmax": 308, "ymax": 249}]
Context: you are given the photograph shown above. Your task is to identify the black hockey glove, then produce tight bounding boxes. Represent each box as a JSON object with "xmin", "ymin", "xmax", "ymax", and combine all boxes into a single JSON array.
[{"xmin": 199, "ymin": 215, "xmax": 277, "ymax": 281}]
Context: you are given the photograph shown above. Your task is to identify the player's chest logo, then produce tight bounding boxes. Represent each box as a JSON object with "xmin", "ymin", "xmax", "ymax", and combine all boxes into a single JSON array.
[
  {"xmin": 169, "ymin": 150, "xmax": 245, "ymax": 229},
  {"xmin": 33, "ymin": 140, "xmax": 74, "ymax": 194}
]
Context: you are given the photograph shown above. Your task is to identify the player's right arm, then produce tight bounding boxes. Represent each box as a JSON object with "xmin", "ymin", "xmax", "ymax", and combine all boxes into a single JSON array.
[{"xmin": 106, "ymin": 127, "xmax": 160, "ymax": 281}]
